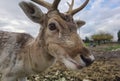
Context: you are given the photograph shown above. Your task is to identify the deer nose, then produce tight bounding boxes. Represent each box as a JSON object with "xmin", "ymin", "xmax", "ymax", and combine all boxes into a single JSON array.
[{"xmin": 80, "ymin": 55, "xmax": 95, "ymax": 66}]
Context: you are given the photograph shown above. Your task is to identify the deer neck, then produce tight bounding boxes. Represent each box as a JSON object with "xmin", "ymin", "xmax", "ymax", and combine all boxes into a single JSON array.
[{"xmin": 26, "ymin": 35, "xmax": 55, "ymax": 73}]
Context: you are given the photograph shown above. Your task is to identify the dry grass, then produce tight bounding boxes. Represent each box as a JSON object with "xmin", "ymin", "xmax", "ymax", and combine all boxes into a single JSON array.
[{"xmin": 28, "ymin": 44, "xmax": 120, "ymax": 81}]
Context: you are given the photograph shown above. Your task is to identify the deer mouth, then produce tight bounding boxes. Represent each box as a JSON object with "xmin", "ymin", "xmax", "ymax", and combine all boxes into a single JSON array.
[
  {"xmin": 47, "ymin": 43, "xmax": 95, "ymax": 70},
  {"xmin": 62, "ymin": 54, "xmax": 95, "ymax": 70},
  {"xmin": 61, "ymin": 56, "xmax": 85, "ymax": 70}
]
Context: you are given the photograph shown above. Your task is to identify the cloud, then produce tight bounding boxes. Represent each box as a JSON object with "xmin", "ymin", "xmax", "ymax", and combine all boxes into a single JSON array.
[
  {"xmin": 75, "ymin": 0, "xmax": 120, "ymax": 41},
  {"xmin": 0, "ymin": 0, "xmax": 120, "ymax": 41},
  {"xmin": 0, "ymin": 0, "xmax": 40, "ymax": 37}
]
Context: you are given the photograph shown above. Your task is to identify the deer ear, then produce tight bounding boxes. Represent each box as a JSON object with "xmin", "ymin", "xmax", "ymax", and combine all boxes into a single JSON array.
[
  {"xmin": 75, "ymin": 20, "xmax": 86, "ymax": 28},
  {"xmin": 19, "ymin": 1, "xmax": 43, "ymax": 23}
]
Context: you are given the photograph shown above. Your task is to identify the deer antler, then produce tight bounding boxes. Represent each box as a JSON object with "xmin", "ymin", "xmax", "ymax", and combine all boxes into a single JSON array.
[
  {"xmin": 52, "ymin": 0, "xmax": 61, "ymax": 10},
  {"xmin": 31, "ymin": 0, "xmax": 61, "ymax": 10},
  {"xmin": 67, "ymin": 0, "xmax": 89, "ymax": 15},
  {"xmin": 67, "ymin": 0, "xmax": 74, "ymax": 13}
]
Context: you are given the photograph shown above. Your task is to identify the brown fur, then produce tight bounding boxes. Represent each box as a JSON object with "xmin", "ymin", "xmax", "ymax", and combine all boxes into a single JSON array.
[{"xmin": 0, "ymin": 0, "xmax": 94, "ymax": 81}]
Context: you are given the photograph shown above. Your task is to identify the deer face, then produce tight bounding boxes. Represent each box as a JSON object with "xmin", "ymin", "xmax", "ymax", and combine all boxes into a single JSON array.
[
  {"xmin": 19, "ymin": 0, "xmax": 95, "ymax": 70},
  {"xmin": 45, "ymin": 13, "xmax": 94, "ymax": 69}
]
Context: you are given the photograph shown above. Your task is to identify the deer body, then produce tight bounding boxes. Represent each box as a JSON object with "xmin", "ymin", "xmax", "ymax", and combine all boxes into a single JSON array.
[
  {"xmin": 0, "ymin": 31, "xmax": 55, "ymax": 81},
  {"xmin": 0, "ymin": 0, "xmax": 95, "ymax": 81}
]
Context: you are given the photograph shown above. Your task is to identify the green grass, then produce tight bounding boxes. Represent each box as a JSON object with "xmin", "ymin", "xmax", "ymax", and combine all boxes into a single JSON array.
[
  {"xmin": 104, "ymin": 44, "xmax": 120, "ymax": 51},
  {"xmin": 85, "ymin": 43, "xmax": 90, "ymax": 46}
]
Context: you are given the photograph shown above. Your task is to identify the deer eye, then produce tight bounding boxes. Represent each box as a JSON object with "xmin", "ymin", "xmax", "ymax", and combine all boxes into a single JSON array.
[{"xmin": 48, "ymin": 23, "xmax": 56, "ymax": 31}]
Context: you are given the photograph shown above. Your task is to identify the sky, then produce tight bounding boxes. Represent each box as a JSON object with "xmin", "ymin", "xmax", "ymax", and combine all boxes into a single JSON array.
[{"xmin": 0, "ymin": 0, "xmax": 120, "ymax": 41}]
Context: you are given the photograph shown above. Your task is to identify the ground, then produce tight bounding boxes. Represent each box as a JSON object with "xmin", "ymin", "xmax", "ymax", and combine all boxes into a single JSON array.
[{"xmin": 27, "ymin": 43, "xmax": 120, "ymax": 81}]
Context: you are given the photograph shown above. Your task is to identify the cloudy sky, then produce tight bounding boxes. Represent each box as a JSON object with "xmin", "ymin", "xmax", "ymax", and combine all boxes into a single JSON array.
[{"xmin": 0, "ymin": 0, "xmax": 120, "ymax": 41}]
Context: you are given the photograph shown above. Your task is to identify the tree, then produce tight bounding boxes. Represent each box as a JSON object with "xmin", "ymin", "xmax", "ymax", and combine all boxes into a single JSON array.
[
  {"xmin": 84, "ymin": 36, "xmax": 90, "ymax": 43},
  {"xmin": 117, "ymin": 30, "xmax": 120, "ymax": 42},
  {"xmin": 91, "ymin": 32, "xmax": 113, "ymax": 45}
]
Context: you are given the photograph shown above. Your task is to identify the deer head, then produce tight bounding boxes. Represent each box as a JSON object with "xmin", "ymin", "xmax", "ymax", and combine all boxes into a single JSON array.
[{"xmin": 19, "ymin": 0, "xmax": 95, "ymax": 70}]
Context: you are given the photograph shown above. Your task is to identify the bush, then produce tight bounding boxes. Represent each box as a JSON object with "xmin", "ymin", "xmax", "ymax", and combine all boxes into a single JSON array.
[
  {"xmin": 117, "ymin": 30, "xmax": 120, "ymax": 42},
  {"xmin": 91, "ymin": 32, "xmax": 113, "ymax": 44}
]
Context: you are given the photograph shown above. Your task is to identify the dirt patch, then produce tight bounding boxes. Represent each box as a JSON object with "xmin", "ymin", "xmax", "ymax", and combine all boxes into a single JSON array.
[{"xmin": 28, "ymin": 45, "xmax": 120, "ymax": 81}]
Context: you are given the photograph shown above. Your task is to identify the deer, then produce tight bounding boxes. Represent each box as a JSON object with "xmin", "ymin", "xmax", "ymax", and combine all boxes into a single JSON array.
[{"xmin": 0, "ymin": 0, "xmax": 95, "ymax": 81}]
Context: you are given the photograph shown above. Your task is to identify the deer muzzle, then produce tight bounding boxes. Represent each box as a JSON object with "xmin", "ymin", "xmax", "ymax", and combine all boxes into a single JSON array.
[
  {"xmin": 47, "ymin": 43, "xmax": 95, "ymax": 70},
  {"xmin": 80, "ymin": 54, "xmax": 95, "ymax": 66}
]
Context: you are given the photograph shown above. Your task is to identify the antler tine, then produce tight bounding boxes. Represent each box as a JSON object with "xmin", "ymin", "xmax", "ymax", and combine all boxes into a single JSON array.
[
  {"xmin": 31, "ymin": 0, "xmax": 52, "ymax": 10},
  {"xmin": 67, "ymin": 0, "xmax": 89, "ymax": 15},
  {"xmin": 67, "ymin": 0, "xmax": 74, "ymax": 14},
  {"xmin": 31, "ymin": 0, "xmax": 61, "ymax": 10},
  {"xmin": 52, "ymin": 0, "xmax": 61, "ymax": 10},
  {"xmin": 71, "ymin": 0, "xmax": 89, "ymax": 15}
]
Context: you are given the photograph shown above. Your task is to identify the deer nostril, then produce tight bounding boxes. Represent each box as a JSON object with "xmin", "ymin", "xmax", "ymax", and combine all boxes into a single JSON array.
[{"xmin": 80, "ymin": 55, "xmax": 94, "ymax": 66}]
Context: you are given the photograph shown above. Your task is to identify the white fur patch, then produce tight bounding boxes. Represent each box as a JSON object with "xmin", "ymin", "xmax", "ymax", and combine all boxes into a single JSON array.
[
  {"xmin": 79, "ymin": 57, "xmax": 86, "ymax": 66},
  {"xmin": 66, "ymin": 40, "xmax": 75, "ymax": 46},
  {"xmin": 89, "ymin": 55, "xmax": 95, "ymax": 61},
  {"xmin": 62, "ymin": 58, "xmax": 77, "ymax": 70}
]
